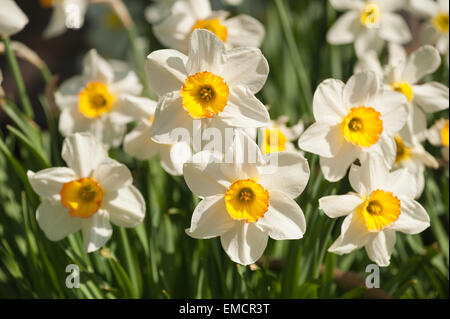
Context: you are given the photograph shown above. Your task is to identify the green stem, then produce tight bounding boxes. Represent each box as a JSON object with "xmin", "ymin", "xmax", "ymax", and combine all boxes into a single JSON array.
[
  {"xmin": 126, "ymin": 27, "xmax": 153, "ymax": 99},
  {"xmin": 2, "ymin": 37, "xmax": 34, "ymax": 118},
  {"xmin": 274, "ymin": 0, "xmax": 313, "ymax": 118}
]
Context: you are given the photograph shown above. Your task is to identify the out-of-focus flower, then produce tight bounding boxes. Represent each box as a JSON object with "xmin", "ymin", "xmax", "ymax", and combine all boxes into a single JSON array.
[
  {"xmin": 150, "ymin": 0, "xmax": 264, "ymax": 53},
  {"xmin": 147, "ymin": 29, "xmax": 269, "ymax": 146},
  {"xmin": 427, "ymin": 118, "xmax": 449, "ymax": 161},
  {"xmin": 223, "ymin": 0, "xmax": 243, "ymax": 6},
  {"xmin": 393, "ymin": 128, "xmax": 438, "ymax": 199},
  {"xmin": 355, "ymin": 45, "xmax": 449, "ymax": 145},
  {"xmin": 0, "ymin": 0, "xmax": 28, "ymax": 37},
  {"xmin": 27, "ymin": 133, "xmax": 146, "ymax": 253},
  {"xmin": 145, "ymin": 0, "xmax": 176, "ymax": 24},
  {"xmin": 39, "ymin": 0, "xmax": 88, "ymax": 38},
  {"xmin": 55, "ymin": 49, "xmax": 142, "ymax": 148},
  {"xmin": 123, "ymin": 96, "xmax": 192, "ymax": 176},
  {"xmin": 327, "ymin": 0, "xmax": 411, "ymax": 57},
  {"xmin": 319, "ymin": 153, "xmax": 430, "ymax": 267},
  {"xmin": 298, "ymin": 71, "xmax": 407, "ymax": 182},
  {"xmin": 184, "ymin": 130, "xmax": 309, "ymax": 265},
  {"xmin": 260, "ymin": 116, "xmax": 304, "ymax": 154},
  {"xmin": 410, "ymin": 0, "xmax": 449, "ymax": 65}
]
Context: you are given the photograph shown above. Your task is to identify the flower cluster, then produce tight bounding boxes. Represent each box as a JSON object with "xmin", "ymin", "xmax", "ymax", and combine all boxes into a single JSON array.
[{"xmin": 1, "ymin": 0, "xmax": 448, "ymax": 269}]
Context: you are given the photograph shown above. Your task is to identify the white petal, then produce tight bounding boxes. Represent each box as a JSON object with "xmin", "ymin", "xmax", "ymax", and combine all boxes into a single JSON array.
[
  {"xmin": 42, "ymin": 5, "xmax": 66, "ymax": 38},
  {"xmin": 109, "ymin": 71, "xmax": 142, "ymax": 96},
  {"xmin": 344, "ymin": 71, "xmax": 379, "ymax": 107},
  {"xmin": 0, "ymin": 0, "xmax": 28, "ymax": 37},
  {"xmin": 402, "ymin": 45, "xmax": 441, "ymax": 84},
  {"xmin": 329, "ymin": 0, "xmax": 364, "ymax": 10},
  {"xmin": 146, "ymin": 49, "xmax": 187, "ymax": 96},
  {"xmin": 259, "ymin": 152, "xmax": 310, "ymax": 199},
  {"xmin": 328, "ymin": 212, "xmax": 371, "ymax": 254},
  {"xmin": 58, "ymin": 106, "xmax": 91, "ymax": 138},
  {"xmin": 377, "ymin": 0, "xmax": 407, "ymax": 11},
  {"xmin": 103, "ymin": 185, "xmax": 146, "ymax": 228},
  {"xmin": 365, "ymin": 230, "xmax": 396, "ymax": 267},
  {"xmin": 221, "ymin": 47, "xmax": 268, "ymax": 93},
  {"xmin": 220, "ymin": 221, "xmax": 268, "ymax": 265},
  {"xmin": 149, "ymin": 92, "xmax": 193, "ymax": 144},
  {"xmin": 409, "ymin": 0, "xmax": 439, "ymax": 18},
  {"xmin": 354, "ymin": 29, "xmax": 384, "ymax": 58},
  {"xmin": 219, "ymin": 86, "xmax": 270, "ymax": 128},
  {"xmin": 224, "ymin": 14, "xmax": 265, "ymax": 48},
  {"xmin": 349, "ymin": 152, "xmax": 389, "ymax": 195},
  {"xmin": 388, "ymin": 43, "xmax": 407, "ymax": 67},
  {"xmin": 96, "ymin": 118, "xmax": 127, "ymax": 149},
  {"xmin": 81, "ymin": 210, "xmax": 113, "ymax": 253},
  {"xmin": 112, "ymin": 95, "xmax": 157, "ymax": 124},
  {"xmin": 93, "ymin": 160, "xmax": 132, "ymax": 192},
  {"xmin": 186, "ymin": 195, "xmax": 235, "ymax": 239},
  {"xmin": 320, "ymin": 142, "xmax": 358, "ymax": 182},
  {"xmin": 412, "ymin": 82, "xmax": 449, "ymax": 113},
  {"xmin": 160, "ymin": 142, "xmax": 193, "ymax": 176},
  {"xmin": 319, "ymin": 194, "xmax": 363, "ymax": 218},
  {"xmin": 326, "ymin": 11, "xmax": 360, "ymax": 45},
  {"xmin": 183, "ymin": 151, "xmax": 229, "ymax": 197},
  {"xmin": 384, "ymin": 168, "xmax": 417, "ymax": 199},
  {"xmin": 123, "ymin": 122, "xmax": 160, "ymax": 160},
  {"xmin": 354, "ymin": 51, "xmax": 384, "ymax": 77},
  {"xmin": 364, "ymin": 131, "xmax": 397, "ymax": 168},
  {"xmin": 370, "ymin": 91, "xmax": 407, "ymax": 133},
  {"xmin": 313, "ymin": 79, "xmax": 347, "ymax": 125},
  {"xmin": 184, "ymin": 0, "xmax": 212, "ymax": 19},
  {"xmin": 27, "ymin": 168, "xmax": 77, "ymax": 201},
  {"xmin": 61, "ymin": 132, "xmax": 109, "ymax": 178},
  {"xmin": 399, "ymin": 103, "xmax": 427, "ymax": 145},
  {"xmin": 427, "ymin": 119, "xmax": 447, "ymax": 146},
  {"xmin": 82, "ymin": 49, "xmax": 114, "ymax": 84},
  {"xmin": 379, "ymin": 13, "xmax": 412, "ymax": 44},
  {"xmin": 256, "ymin": 190, "xmax": 306, "ymax": 240},
  {"xmin": 390, "ymin": 197, "xmax": 430, "ymax": 234},
  {"xmin": 298, "ymin": 122, "xmax": 344, "ymax": 157},
  {"xmin": 36, "ymin": 200, "xmax": 82, "ymax": 241},
  {"xmin": 186, "ymin": 29, "xmax": 226, "ymax": 75}
]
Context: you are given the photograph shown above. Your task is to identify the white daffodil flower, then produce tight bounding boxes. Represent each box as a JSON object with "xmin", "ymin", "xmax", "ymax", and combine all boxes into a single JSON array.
[
  {"xmin": 319, "ymin": 153, "xmax": 430, "ymax": 267},
  {"xmin": 27, "ymin": 133, "xmax": 146, "ymax": 253},
  {"xmin": 355, "ymin": 45, "xmax": 449, "ymax": 145},
  {"xmin": 327, "ymin": 0, "xmax": 412, "ymax": 57},
  {"xmin": 260, "ymin": 116, "xmax": 304, "ymax": 155},
  {"xmin": 184, "ymin": 130, "xmax": 309, "ymax": 265},
  {"xmin": 147, "ymin": 29, "xmax": 270, "ymax": 146},
  {"xmin": 427, "ymin": 118, "xmax": 449, "ymax": 161},
  {"xmin": 0, "ymin": 0, "xmax": 28, "ymax": 37},
  {"xmin": 393, "ymin": 127, "xmax": 439, "ymax": 199},
  {"xmin": 223, "ymin": 0, "xmax": 243, "ymax": 6},
  {"xmin": 122, "ymin": 95, "xmax": 193, "ymax": 176},
  {"xmin": 410, "ymin": 0, "xmax": 449, "ymax": 65},
  {"xmin": 298, "ymin": 71, "xmax": 408, "ymax": 182},
  {"xmin": 55, "ymin": 49, "xmax": 142, "ymax": 148},
  {"xmin": 151, "ymin": 0, "xmax": 265, "ymax": 53},
  {"xmin": 39, "ymin": 0, "xmax": 88, "ymax": 38}
]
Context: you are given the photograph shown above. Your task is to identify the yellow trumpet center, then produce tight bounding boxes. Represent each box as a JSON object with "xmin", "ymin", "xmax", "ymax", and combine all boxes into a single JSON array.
[
  {"xmin": 78, "ymin": 82, "xmax": 115, "ymax": 119},
  {"xmin": 105, "ymin": 11, "xmax": 122, "ymax": 30},
  {"xmin": 360, "ymin": 2, "xmax": 381, "ymax": 27},
  {"xmin": 191, "ymin": 18, "xmax": 228, "ymax": 42},
  {"xmin": 359, "ymin": 189, "xmax": 401, "ymax": 232},
  {"xmin": 342, "ymin": 106, "xmax": 383, "ymax": 147},
  {"xmin": 39, "ymin": 0, "xmax": 56, "ymax": 8},
  {"xmin": 261, "ymin": 127, "xmax": 287, "ymax": 154},
  {"xmin": 433, "ymin": 12, "xmax": 449, "ymax": 34},
  {"xmin": 391, "ymin": 82, "xmax": 413, "ymax": 102},
  {"xmin": 180, "ymin": 71, "xmax": 229, "ymax": 119},
  {"xmin": 442, "ymin": 120, "xmax": 449, "ymax": 147},
  {"xmin": 224, "ymin": 179, "xmax": 269, "ymax": 223},
  {"xmin": 394, "ymin": 135, "xmax": 411, "ymax": 164},
  {"xmin": 60, "ymin": 178, "xmax": 104, "ymax": 218}
]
